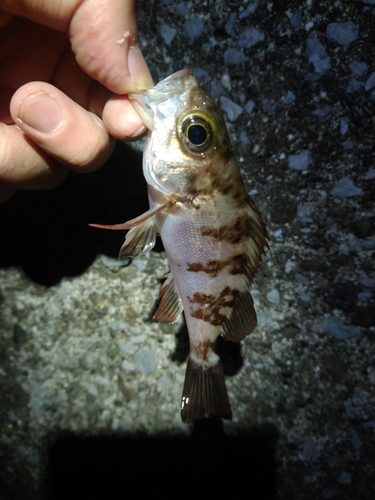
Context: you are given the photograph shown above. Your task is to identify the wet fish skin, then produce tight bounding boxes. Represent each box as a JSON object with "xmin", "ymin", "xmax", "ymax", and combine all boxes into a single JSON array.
[{"xmin": 91, "ymin": 69, "xmax": 268, "ymax": 423}]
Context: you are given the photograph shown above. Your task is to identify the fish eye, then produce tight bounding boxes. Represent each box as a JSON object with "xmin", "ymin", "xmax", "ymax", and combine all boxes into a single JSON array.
[
  {"xmin": 188, "ymin": 124, "xmax": 207, "ymax": 146},
  {"xmin": 178, "ymin": 114, "xmax": 213, "ymax": 153}
]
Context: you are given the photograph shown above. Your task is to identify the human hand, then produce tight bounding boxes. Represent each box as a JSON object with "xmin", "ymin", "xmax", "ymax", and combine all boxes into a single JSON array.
[{"xmin": 0, "ymin": 0, "xmax": 153, "ymax": 203}]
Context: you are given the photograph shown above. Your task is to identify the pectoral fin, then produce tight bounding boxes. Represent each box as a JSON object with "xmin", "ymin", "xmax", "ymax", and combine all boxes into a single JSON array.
[
  {"xmin": 153, "ymin": 272, "xmax": 183, "ymax": 323},
  {"xmin": 119, "ymin": 217, "xmax": 157, "ymax": 258},
  {"xmin": 89, "ymin": 200, "xmax": 174, "ymax": 231},
  {"xmin": 89, "ymin": 200, "xmax": 176, "ymax": 258}
]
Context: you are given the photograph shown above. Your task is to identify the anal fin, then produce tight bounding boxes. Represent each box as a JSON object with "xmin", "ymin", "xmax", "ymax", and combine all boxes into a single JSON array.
[
  {"xmin": 153, "ymin": 272, "xmax": 183, "ymax": 323},
  {"xmin": 181, "ymin": 355, "xmax": 232, "ymax": 424}
]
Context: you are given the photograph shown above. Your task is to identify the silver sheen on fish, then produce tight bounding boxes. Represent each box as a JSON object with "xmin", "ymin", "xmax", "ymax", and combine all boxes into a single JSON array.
[{"xmin": 91, "ymin": 69, "xmax": 268, "ymax": 423}]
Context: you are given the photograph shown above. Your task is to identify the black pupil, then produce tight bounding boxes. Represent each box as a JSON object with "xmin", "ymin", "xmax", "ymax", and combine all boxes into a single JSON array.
[{"xmin": 188, "ymin": 124, "xmax": 207, "ymax": 145}]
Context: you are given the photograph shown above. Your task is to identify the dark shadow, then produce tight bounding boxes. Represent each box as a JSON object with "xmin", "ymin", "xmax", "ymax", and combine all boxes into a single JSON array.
[
  {"xmin": 45, "ymin": 422, "xmax": 278, "ymax": 500},
  {"xmin": 219, "ymin": 336, "xmax": 244, "ymax": 376},
  {"xmin": 171, "ymin": 319, "xmax": 190, "ymax": 364},
  {"xmin": 0, "ymin": 142, "xmax": 147, "ymax": 286},
  {"xmin": 0, "ymin": 479, "xmax": 15, "ymax": 500}
]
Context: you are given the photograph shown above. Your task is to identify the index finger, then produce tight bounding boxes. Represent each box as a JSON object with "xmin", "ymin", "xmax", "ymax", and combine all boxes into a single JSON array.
[
  {"xmin": 70, "ymin": 0, "xmax": 153, "ymax": 94},
  {"xmin": 0, "ymin": 0, "xmax": 153, "ymax": 94}
]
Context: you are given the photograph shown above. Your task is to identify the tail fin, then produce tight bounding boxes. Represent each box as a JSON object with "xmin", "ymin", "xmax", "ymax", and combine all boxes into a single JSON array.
[{"xmin": 181, "ymin": 355, "xmax": 232, "ymax": 424}]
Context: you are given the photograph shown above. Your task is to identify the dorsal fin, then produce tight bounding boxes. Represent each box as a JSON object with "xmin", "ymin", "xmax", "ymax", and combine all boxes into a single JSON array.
[
  {"xmin": 221, "ymin": 196, "xmax": 268, "ymax": 342},
  {"xmin": 244, "ymin": 195, "xmax": 269, "ymax": 281},
  {"xmin": 220, "ymin": 289, "xmax": 257, "ymax": 342}
]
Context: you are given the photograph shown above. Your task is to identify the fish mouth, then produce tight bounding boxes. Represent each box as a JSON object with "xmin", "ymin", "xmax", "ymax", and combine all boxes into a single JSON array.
[
  {"xmin": 154, "ymin": 68, "xmax": 193, "ymax": 86},
  {"xmin": 128, "ymin": 68, "xmax": 195, "ymax": 130}
]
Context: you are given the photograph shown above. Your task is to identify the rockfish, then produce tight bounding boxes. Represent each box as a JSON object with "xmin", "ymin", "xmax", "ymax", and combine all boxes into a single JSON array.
[{"xmin": 91, "ymin": 69, "xmax": 268, "ymax": 423}]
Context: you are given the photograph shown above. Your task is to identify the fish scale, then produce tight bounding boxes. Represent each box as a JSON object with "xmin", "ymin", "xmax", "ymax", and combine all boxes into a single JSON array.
[{"xmin": 90, "ymin": 69, "xmax": 268, "ymax": 423}]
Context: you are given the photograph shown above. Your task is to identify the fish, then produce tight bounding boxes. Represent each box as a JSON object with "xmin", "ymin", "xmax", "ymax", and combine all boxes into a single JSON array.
[{"xmin": 90, "ymin": 69, "xmax": 268, "ymax": 423}]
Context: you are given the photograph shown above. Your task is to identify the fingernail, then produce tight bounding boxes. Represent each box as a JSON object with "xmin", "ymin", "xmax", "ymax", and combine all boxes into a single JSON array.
[
  {"xmin": 129, "ymin": 123, "xmax": 147, "ymax": 139},
  {"xmin": 18, "ymin": 93, "xmax": 63, "ymax": 134},
  {"xmin": 127, "ymin": 46, "xmax": 154, "ymax": 92}
]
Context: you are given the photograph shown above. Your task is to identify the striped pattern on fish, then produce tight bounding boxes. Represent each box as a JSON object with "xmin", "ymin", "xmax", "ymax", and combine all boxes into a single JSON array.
[{"xmin": 90, "ymin": 69, "xmax": 268, "ymax": 423}]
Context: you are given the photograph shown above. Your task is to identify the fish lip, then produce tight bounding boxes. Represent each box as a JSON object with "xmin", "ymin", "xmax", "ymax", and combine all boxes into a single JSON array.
[
  {"xmin": 147, "ymin": 68, "xmax": 194, "ymax": 98},
  {"xmin": 128, "ymin": 68, "xmax": 195, "ymax": 130},
  {"xmin": 158, "ymin": 68, "xmax": 193, "ymax": 84},
  {"xmin": 128, "ymin": 68, "xmax": 194, "ymax": 103}
]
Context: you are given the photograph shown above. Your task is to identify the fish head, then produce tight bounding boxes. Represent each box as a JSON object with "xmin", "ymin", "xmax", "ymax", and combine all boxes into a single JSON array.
[{"xmin": 129, "ymin": 69, "xmax": 236, "ymax": 197}]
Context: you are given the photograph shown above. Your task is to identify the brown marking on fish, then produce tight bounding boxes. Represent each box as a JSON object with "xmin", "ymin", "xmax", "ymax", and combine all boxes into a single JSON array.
[
  {"xmin": 186, "ymin": 260, "xmax": 226, "ymax": 278},
  {"xmin": 228, "ymin": 253, "xmax": 248, "ymax": 275},
  {"xmin": 188, "ymin": 286, "xmax": 236, "ymax": 326},
  {"xmin": 200, "ymin": 214, "xmax": 254, "ymax": 244},
  {"xmin": 204, "ymin": 156, "xmax": 245, "ymax": 197},
  {"xmin": 215, "ymin": 180, "xmax": 233, "ymax": 196},
  {"xmin": 187, "ymin": 253, "xmax": 248, "ymax": 277},
  {"xmin": 209, "ymin": 172, "xmax": 234, "ymax": 196},
  {"xmin": 232, "ymin": 189, "xmax": 245, "ymax": 201},
  {"xmin": 194, "ymin": 340, "xmax": 215, "ymax": 361}
]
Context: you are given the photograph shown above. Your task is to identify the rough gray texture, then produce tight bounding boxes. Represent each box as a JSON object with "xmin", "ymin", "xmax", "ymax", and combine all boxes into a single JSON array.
[{"xmin": 1, "ymin": 1, "xmax": 374, "ymax": 499}]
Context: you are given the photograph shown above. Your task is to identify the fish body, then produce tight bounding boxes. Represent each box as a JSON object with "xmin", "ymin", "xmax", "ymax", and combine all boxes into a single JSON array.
[{"xmin": 91, "ymin": 69, "xmax": 268, "ymax": 423}]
